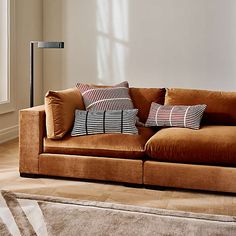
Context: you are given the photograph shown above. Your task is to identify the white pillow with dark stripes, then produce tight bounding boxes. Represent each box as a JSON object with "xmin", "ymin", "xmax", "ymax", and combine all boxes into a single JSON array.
[
  {"xmin": 71, "ymin": 109, "xmax": 138, "ymax": 136},
  {"xmin": 76, "ymin": 81, "xmax": 134, "ymax": 111},
  {"xmin": 145, "ymin": 103, "xmax": 207, "ymax": 129}
]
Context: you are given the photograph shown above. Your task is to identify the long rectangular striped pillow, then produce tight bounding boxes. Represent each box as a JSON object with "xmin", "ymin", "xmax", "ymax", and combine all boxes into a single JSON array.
[
  {"xmin": 145, "ymin": 103, "xmax": 207, "ymax": 129},
  {"xmin": 76, "ymin": 81, "xmax": 134, "ymax": 111},
  {"xmin": 71, "ymin": 109, "xmax": 138, "ymax": 136}
]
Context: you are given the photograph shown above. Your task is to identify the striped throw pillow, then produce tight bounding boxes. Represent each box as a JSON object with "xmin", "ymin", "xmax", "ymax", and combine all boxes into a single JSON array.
[
  {"xmin": 71, "ymin": 109, "xmax": 138, "ymax": 136},
  {"xmin": 76, "ymin": 81, "xmax": 134, "ymax": 111},
  {"xmin": 145, "ymin": 103, "xmax": 207, "ymax": 129}
]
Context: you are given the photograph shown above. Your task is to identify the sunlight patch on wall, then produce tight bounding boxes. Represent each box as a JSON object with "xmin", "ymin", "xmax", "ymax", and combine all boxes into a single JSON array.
[
  {"xmin": 96, "ymin": 0, "xmax": 129, "ymax": 85},
  {"xmin": 112, "ymin": 42, "xmax": 128, "ymax": 82},
  {"xmin": 97, "ymin": 35, "xmax": 110, "ymax": 83},
  {"xmin": 112, "ymin": 0, "xmax": 129, "ymax": 41},
  {"xmin": 96, "ymin": 0, "xmax": 109, "ymax": 34}
]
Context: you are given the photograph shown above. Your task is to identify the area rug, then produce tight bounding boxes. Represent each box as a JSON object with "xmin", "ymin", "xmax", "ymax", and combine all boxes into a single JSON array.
[{"xmin": 0, "ymin": 191, "xmax": 236, "ymax": 236}]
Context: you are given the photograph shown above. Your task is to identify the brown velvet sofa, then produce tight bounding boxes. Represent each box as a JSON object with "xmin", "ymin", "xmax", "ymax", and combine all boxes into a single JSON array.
[{"xmin": 19, "ymin": 87, "xmax": 236, "ymax": 193}]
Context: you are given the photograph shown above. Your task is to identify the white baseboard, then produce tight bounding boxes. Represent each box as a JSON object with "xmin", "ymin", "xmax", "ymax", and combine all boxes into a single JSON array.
[{"xmin": 0, "ymin": 125, "xmax": 19, "ymax": 144}]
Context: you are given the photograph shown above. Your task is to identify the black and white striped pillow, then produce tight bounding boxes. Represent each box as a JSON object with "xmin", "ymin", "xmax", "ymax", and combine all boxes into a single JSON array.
[
  {"xmin": 145, "ymin": 103, "xmax": 207, "ymax": 129},
  {"xmin": 71, "ymin": 109, "xmax": 138, "ymax": 136}
]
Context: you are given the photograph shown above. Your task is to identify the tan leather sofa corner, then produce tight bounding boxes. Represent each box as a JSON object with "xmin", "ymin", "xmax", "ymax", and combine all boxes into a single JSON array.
[{"xmin": 19, "ymin": 87, "xmax": 236, "ymax": 193}]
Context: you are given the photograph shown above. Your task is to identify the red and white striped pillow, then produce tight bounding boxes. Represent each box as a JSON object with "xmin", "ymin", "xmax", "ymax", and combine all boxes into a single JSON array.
[
  {"xmin": 145, "ymin": 102, "xmax": 207, "ymax": 129},
  {"xmin": 76, "ymin": 81, "xmax": 134, "ymax": 111}
]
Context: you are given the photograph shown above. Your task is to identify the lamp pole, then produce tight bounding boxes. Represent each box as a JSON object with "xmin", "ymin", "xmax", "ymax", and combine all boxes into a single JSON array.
[
  {"xmin": 30, "ymin": 41, "xmax": 34, "ymax": 107},
  {"xmin": 29, "ymin": 41, "xmax": 64, "ymax": 107}
]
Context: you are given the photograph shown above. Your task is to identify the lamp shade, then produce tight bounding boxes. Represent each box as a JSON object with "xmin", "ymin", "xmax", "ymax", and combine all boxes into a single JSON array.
[{"xmin": 37, "ymin": 41, "xmax": 64, "ymax": 48}]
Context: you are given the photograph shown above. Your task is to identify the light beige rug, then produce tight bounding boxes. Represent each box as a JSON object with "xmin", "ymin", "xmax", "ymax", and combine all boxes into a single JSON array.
[{"xmin": 0, "ymin": 190, "xmax": 236, "ymax": 236}]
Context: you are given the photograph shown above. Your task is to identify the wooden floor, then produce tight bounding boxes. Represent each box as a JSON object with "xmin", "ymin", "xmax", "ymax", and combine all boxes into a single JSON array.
[{"xmin": 1, "ymin": 139, "xmax": 236, "ymax": 216}]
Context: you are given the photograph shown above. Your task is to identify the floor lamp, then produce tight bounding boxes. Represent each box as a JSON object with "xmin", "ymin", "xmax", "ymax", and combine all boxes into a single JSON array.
[{"xmin": 30, "ymin": 41, "xmax": 64, "ymax": 107}]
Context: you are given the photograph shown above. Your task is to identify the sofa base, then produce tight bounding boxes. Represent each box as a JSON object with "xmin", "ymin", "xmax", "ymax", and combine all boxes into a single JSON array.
[
  {"xmin": 20, "ymin": 154, "xmax": 236, "ymax": 193},
  {"xmin": 20, "ymin": 173, "xmax": 41, "ymax": 178},
  {"xmin": 39, "ymin": 153, "xmax": 143, "ymax": 184},
  {"xmin": 20, "ymin": 172, "xmax": 143, "ymax": 188},
  {"xmin": 144, "ymin": 161, "xmax": 236, "ymax": 193}
]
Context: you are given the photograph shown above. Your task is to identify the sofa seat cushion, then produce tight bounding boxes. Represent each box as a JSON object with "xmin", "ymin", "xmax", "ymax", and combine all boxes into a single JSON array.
[
  {"xmin": 44, "ymin": 127, "xmax": 155, "ymax": 159},
  {"xmin": 145, "ymin": 126, "xmax": 236, "ymax": 166}
]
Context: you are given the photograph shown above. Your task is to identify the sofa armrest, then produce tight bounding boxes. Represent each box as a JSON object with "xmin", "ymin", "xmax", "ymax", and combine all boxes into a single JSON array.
[{"xmin": 19, "ymin": 105, "xmax": 46, "ymax": 174}]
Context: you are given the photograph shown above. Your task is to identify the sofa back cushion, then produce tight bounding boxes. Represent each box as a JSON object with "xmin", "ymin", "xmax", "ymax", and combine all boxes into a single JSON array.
[
  {"xmin": 165, "ymin": 88, "xmax": 236, "ymax": 125},
  {"xmin": 129, "ymin": 88, "xmax": 165, "ymax": 123},
  {"xmin": 45, "ymin": 88, "xmax": 85, "ymax": 139}
]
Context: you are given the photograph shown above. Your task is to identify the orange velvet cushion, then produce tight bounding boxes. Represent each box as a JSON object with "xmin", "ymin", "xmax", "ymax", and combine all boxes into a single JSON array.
[
  {"xmin": 44, "ymin": 127, "xmax": 155, "ymax": 159},
  {"xmin": 145, "ymin": 125, "xmax": 236, "ymax": 166},
  {"xmin": 165, "ymin": 88, "xmax": 236, "ymax": 125},
  {"xmin": 129, "ymin": 88, "xmax": 165, "ymax": 123},
  {"xmin": 45, "ymin": 88, "xmax": 85, "ymax": 139}
]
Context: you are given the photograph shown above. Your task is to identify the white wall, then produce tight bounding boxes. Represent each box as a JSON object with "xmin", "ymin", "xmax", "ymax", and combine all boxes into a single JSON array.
[
  {"xmin": 43, "ymin": 0, "xmax": 236, "ymax": 93},
  {"xmin": 0, "ymin": 0, "xmax": 43, "ymax": 143}
]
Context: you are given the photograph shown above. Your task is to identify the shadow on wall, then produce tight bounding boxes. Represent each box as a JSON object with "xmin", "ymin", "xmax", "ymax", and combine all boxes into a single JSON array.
[
  {"xmin": 95, "ymin": 0, "xmax": 236, "ymax": 90},
  {"xmin": 44, "ymin": 0, "xmax": 236, "ymax": 91}
]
